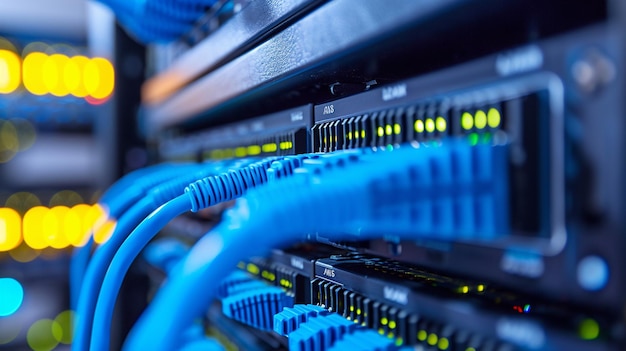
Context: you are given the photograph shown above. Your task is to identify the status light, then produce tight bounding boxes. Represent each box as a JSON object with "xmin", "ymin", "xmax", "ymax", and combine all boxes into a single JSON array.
[
  {"xmin": 487, "ymin": 107, "xmax": 501, "ymax": 128},
  {"xmin": 0, "ymin": 50, "xmax": 20, "ymax": 94},
  {"xmin": 0, "ymin": 278, "xmax": 24, "ymax": 317},
  {"xmin": 0, "ymin": 208, "xmax": 21, "ymax": 251},
  {"xmin": 461, "ymin": 112, "xmax": 473, "ymax": 130},
  {"xmin": 474, "ymin": 110, "xmax": 487, "ymax": 129}
]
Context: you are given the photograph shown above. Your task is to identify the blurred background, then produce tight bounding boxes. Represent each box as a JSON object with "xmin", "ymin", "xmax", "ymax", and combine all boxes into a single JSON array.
[{"xmin": 0, "ymin": 1, "xmax": 138, "ymax": 350}]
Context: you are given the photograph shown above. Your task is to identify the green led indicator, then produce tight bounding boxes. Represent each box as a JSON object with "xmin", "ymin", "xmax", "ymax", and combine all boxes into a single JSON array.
[
  {"xmin": 487, "ymin": 107, "xmax": 501, "ymax": 128},
  {"xmin": 393, "ymin": 123, "xmax": 401, "ymax": 135},
  {"xmin": 435, "ymin": 116, "xmax": 447, "ymax": 132},
  {"xmin": 425, "ymin": 118, "xmax": 435, "ymax": 133},
  {"xmin": 235, "ymin": 147, "xmax": 247, "ymax": 157},
  {"xmin": 461, "ymin": 112, "xmax": 473, "ymax": 130},
  {"xmin": 468, "ymin": 133, "xmax": 479, "ymax": 146},
  {"xmin": 414, "ymin": 120, "xmax": 424, "ymax": 133},
  {"xmin": 474, "ymin": 110, "xmax": 487, "ymax": 129},
  {"xmin": 579, "ymin": 318, "xmax": 600, "ymax": 340},
  {"xmin": 438, "ymin": 337, "xmax": 449, "ymax": 350}
]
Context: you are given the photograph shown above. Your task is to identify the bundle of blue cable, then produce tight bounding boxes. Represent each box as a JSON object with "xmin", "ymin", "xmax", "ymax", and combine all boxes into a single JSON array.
[
  {"xmin": 73, "ymin": 161, "xmax": 245, "ymax": 351},
  {"xmin": 70, "ymin": 162, "xmax": 205, "ymax": 311},
  {"xmin": 96, "ymin": 0, "xmax": 220, "ymax": 42},
  {"xmin": 85, "ymin": 155, "xmax": 316, "ymax": 351},
  {"xmin": 123, "ymin": 139, "xmax": 510, "ymax": 350}
]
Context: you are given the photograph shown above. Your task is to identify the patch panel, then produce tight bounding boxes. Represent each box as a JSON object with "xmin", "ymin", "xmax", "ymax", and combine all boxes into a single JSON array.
[
  {"xmin": 201, "ymin": 245, "xmax": 614, "ymax": 351},
  {"xmin": 158, "ymin": 105, "xmax": 311, "ymax": 162}
]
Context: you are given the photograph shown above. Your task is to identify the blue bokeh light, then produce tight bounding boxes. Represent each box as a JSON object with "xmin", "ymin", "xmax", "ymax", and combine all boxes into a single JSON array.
[{"xmin": 0, "ymin": 277, "xmax": 24, "ymax": 317}]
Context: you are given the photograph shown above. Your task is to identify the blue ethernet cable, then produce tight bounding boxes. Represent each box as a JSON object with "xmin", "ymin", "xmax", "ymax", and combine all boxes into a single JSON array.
[
  {"xmin": 97, "ymin": 0, "xmax": 220, "ymax": 43},
  {"xmin": 73, "ymin": 163, "xmax": 239, "ymax": 351},
  {"xmin": 70, "ymin": 163, "xmax": 200, "ymax": 311},
  {"xmin": 89, "ymin": 156, "xmax": 314, "ymax": 351},
  {"xmin": 123, "ymin": 140, "xmax": 509, "ymax": 351}
]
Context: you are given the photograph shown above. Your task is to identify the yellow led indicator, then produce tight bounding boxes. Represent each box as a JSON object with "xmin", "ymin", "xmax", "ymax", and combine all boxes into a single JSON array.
[
  {"xmin": 279, "ymin": 141, "xmax": 293, "ymax": 150},
  {"xmin": 350, "ymin": 306, "xmax": 354, "ymax": 312},
  {"xmin": 44, "ymin": 206, "xmax": 71, "ymax": 249},
  {"xmin": 466, "ymin": 348, "xmax": 476, "ymax": 351},
  {"xmin": 378, "ymin": 328, "xmax": 384, "ymax": 335},
  {"xmin": 385, "ymin": 125, "xmax": 392, "ymax": 135},
  {"xmin": 85, "ymin": 57, "xmax": 115, "ymax": 99},
  {"xmin": 93, "ymin": 219, "xmax": 116, "ymax": 244},
  {"xmin": 425, "ymin": 118, "xmax": 435, "ymax": 133},
  {"xmin": 427, "ymin": 333, "xmax": 438, "ymax": 346},
  {"xmin": 414, "ymin": 120, "xmax": 424, "ymax": 133},
  {"xmin": 0, "ymin": 50, "xmax": 20, "ymax": 94},
  {"xmin": 417, "ymin": 330, "xmax": 427, "ymax": 341},
  {"xmin": 44, "ymin": 54, "xmax": 71, "ymax": 97},
  {"xmin": 393, "ymin": 123, "xmax": 401, "ymax": 135},
  {"xmin": 23, "ymin": 52, "xmax": 48, "ymax": 95},
  {"xmin": 377, "ymin": 126, "xmax": 384, "ymax": 137},
  {"xmin": 23, "ymin": 206, "xmax": 49, "ymax": 249},
  {"xmin": 459, "ymin": 286, "xmax": 469, "ymax": 294},
  {"xmin": 380, "ymin": 317, "xmax": 388, "ymax": 325},
  {"xmin": 388, "ymin": 321, "xmax": 396, "ymax": 329},
  {"xmin": 361, "ymin": 130, "xmax": 365, "ymax": 139},
  {"xmin": 64, "ymin": 55, "xmax": 89, "ymax": 97},
  {"xmin": 487, "ymin": 107, "xmax": 501, "ymax": 128},
  {"xmin": 65, "ymin": 204, "xmax": 90, "ymax": 247},
  {"xmin": 247, "ymin": 145, "xmax": 261, "ymax": 155},
  {"xmin": 262, "ymin": 143, "xmax": 277, "ymax": 153},
  {"xmin": 438, "ymin": 337, "xmax": 449, "ymax": 350},
  {"xmin": 354, "ymin": 130, "xmax": 359, "ymax": 139},
  {"xmin": 387, "ymin": 332, "xmax": 394, "ymax": 339},
  {"xmin": 461, "ymin": 112, "xmax": 473, "ymax": 130},
  {"xmin": 579, "ymin": 318, "xmax": 600, "ymax": 340},
  {"xmin": 477, "ymin": 284, "xmax": 485, "ymax": 292},
  {"xmin": 435, "ymin": 116, "xmax": 447, "ymax": 132},
  {"xmin": 235, "ymin": 147, "xmax": 247, "ymax": 157},
  {"xmin": 347, "ymin": 132, "xmax": 352, "ymax": 140},
  {"xmin": 474, "ymin": 110, "xmax": 487, "ymax": 129},
  {"xmin": 246, "ymin": 263, "xmax": 260, "ymax": 275},
  {"xmin": 0, "ymin": 208, "xmax": 21, "ymax": 251}
]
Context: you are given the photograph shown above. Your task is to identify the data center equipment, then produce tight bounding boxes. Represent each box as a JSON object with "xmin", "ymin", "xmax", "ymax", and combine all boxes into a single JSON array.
[{"xmin": 70, "ymin": 0, "xmax": 626, "ymax": 350}]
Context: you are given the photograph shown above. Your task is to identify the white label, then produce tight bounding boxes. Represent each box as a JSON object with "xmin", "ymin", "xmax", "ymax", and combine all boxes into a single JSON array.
[
  {"xmin": 291, "ymin": 111, "xmax": 304, "ymax": 122},
  {"xmin": 323, "ymin": 268, "xmax": 336, "ymax": 278},
  {"xmin": 496, "ymin": 46, "xmax": 543, "ymax": 76},
  {"xmin": 501, "ymin": 252, "xmax": 544, "ymax": 278},
  {"xmin": 290, "ymin": 257, "xmax": 304, "ymax": 270},
  {"xmin": 382, "ymin": 84, "xmax": 407, "ymax": 101},
  {"xmin": 383, "ymin": 286, "xmax": 409, "ymax": 305},
  {"xmin": 323, "ymin": 105, "xmax": 335, "ymax": 115},
  {"xmin": 497, "ymin": 318, "xmax": 545, "ymax": 349}
]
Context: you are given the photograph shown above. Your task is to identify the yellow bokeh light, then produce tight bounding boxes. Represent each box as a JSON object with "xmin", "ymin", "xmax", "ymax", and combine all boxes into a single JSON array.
[
  {"xmin": 23, "ymin": 52, "xmax": 48, "ymax": 95},
  {"xmin": 44, "ymin": 206, "xmax": 70, "ymax": 249},
  {"xmin": 93, "ymin": 219, "xmax": 116, "ymax": 244},
  {"xmin": 0, "ymin": 50, "xmax": 20, "ymax": 94},
  {"xmin": 67, "ymin": 204, "xmax": 90, "ymax": 247},
  {"xmin": 26, "ymin": 319, "xmax": 61, "ymax": 351},
  {"xmin": 23, "ymin": 206, "xmax": 49, "ymax": 249},
  {"xmin": 0, "ymin": 120, "xmax": 19, "ymax": 163},
  {"xmin": 0, "ymin": 208, "xmax": 21, "ymax": 252},
  {"xmin": 43, "ymin": 54, "xmax": 70, "ymax": 97},
  {"xmin": 9, "ymin": 242, "xmax": 40, "ymax": 262},
  {"xmin": 53, "ymin": 310, "xmax": 74, "ymax": 344},
  {"xmin": 64, "ymin": 55, "xmax": 89, "ymax": 97},
  {"xmin": 85, "ymin": 57, "xmax": 114, "ymax": 99},
  {"xmin": 5, "ymin": 192, "xmax": 41, "ymax": 213},
  {"xmin": 49, "ymin": 190, "xmax": 84, "ymax": 207}
]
